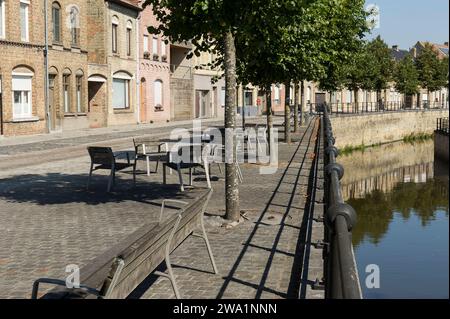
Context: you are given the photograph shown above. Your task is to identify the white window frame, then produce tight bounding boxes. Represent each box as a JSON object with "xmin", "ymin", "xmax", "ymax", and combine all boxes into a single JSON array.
[
  {"xmin": 112, "ymin": 16, "xmax": 119, "ymax": 54},
  {"xmin": 20, "ymin": 0, "xmax": 30, "ymax": 42},
  {"xmin": 152, "ymin": 37, "xmax": 158, "ymax": 55},
  {"xmin": 112, "ymin": 77, "xmax": 131, "ymax": 109},
  {"xmin": 63, "ymin": 74, "xmax": 71, "ymax": 113},
  {"xmin": 126, "ymin": 21, "xmax": 132, "ymax": 56},
  {"xmin": 76, "ymin": 75, "xmax": 82, "ymax": 113},
  {"xmin": 12, "ymin": 74, "xmax": 33, "ymax": 120},
  {"xmin": 143, "ymin": 35, "xmax": 149, "ymax": 52},
  {"xmin": 154, "ymin": 80, "xmax": 163, "ymax": 107},
  {"xmin": 220, "ymin": 87, "xmax": 225, "ymax": 107},
  {"xmin": 161, "ymin": 40, "xmax": 167, "ymax": 57},
  {"xmin": 274, "ymin": 85, "xmax": 280, "ymax": 103},
  {"xmin": 0, "ymin": 0, "xmax": 5, "ymax": 39}
]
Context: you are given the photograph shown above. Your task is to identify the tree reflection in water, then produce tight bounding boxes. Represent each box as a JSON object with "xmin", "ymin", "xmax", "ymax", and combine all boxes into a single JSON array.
[{"xmin": 349, "ymin": 178, "xmax": 449, "ymax": 247}]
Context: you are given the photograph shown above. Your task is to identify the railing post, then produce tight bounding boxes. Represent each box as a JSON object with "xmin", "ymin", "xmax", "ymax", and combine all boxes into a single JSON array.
[{"xmin": 322, "ymin": 106, "xmax": 362, "ymax": 299}]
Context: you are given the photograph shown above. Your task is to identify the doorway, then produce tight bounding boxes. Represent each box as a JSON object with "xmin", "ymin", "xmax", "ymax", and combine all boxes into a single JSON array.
[
  {"xmin": 0, "ymin": 76, "xmax": 3, "ymax": 135},
  {"xmin": 48, "ymin": 75, "xmax": 57, "ymax": 131},
  {"xmin": 140, "ymin": 78, "xmax": 147, "ymax": 123},
  {"xmin": 195, "ymin": 90, "xmax": 210, "ymax": 118}
]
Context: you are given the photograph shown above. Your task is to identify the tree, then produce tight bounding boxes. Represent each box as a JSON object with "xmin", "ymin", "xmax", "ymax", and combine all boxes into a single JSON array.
[
  {"xmin": 237, "ymin": 0, "xmax": 368, "ymax": 141},
  {"xmin": 365, "ymin": 36, "xmax": 394, "ymax": 104},
  {"xmin": 415, "ymin": 43, "xmax": 445, "ymax": 106},
  {"xmin": 144, "ymin": 0, "xmax": 252, "ymax": 222},
  {"xmin": 394, "ymin": 54, "xmax": 420, "ymax": 97}
]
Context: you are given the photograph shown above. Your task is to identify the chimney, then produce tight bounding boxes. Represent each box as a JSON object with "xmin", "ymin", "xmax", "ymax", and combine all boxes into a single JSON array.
[{"xmin": 392, "ymin": 45, "xmax": 399, "ymax": 51}]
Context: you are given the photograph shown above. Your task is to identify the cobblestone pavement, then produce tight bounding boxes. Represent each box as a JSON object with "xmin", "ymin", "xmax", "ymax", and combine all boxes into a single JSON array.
[{"xmin": 0, "ymin": 118, "xmax": 324, "ymax": 299}]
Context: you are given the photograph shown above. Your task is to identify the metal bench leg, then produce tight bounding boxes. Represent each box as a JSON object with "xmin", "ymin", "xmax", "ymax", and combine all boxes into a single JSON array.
[
  {"xmin": 146, "ymin": 156, "xmax": 151, "ymax": 176},
  {"xmin": 163, "ymin": 164, "xmax": 167, "ymax": 184},
  {"xmin": 87, "ymin": 163, "xmax": 93, "ymax": 190},
  {"xmin": 107, "ymin": 168, "xmax": 114, "ymax": 192},
  {"xmin": 192, "ymin": 215, "xmax": 218, "ymax": 275},
  {"xmin": 177, "ymin": 165, "xmax": 185, "ymax": 192},
  {"xmin": 204, "ymin": 163, "xmax": 212, "ymax": 189},
  {"xmin": 154, "ymin": 214, "xmax": 182, "ymax": 299}
]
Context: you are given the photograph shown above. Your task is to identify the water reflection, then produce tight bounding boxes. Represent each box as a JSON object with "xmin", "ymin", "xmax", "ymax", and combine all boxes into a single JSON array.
[{"xmin": 340, "ymin": 139, "xmax": 449, "ymax": 298}]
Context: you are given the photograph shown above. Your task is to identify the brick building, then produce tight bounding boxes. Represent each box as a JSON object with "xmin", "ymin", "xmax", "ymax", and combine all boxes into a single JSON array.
[
  {"xmin": 86, "ymin": 0, "xmax": 140, "ymax": 128},
  {"xmin": 0, "ymin": 0, "xmax": 47, "ymax": 137},
  {"xmin": 137, "ymin": 1, "xmax": 170, "ymax": 124},
  {"xmin": 47, "ymin": 0, "xmax": 89, "ymax": 131}
]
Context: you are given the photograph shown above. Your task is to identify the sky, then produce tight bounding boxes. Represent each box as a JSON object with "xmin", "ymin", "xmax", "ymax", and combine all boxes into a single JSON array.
[{"xmin": 364, "ymin": 0, "xmax": 449, "ymax": 50}]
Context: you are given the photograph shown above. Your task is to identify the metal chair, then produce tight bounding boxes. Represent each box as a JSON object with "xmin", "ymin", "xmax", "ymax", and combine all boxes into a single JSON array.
[
  {"xmin": 133, "ymin": 138, "xmax": 169, "ymax": 176},
  {"xmin": 163, "ymin": 144, "xmax": 211, "ymax": 191},
  {"xmin": 86, "ymin": 147, "xmax": 134, "ymax": 192}
]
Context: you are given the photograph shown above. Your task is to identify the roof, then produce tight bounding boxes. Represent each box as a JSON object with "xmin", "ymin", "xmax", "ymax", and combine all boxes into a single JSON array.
[
  {"xmin": 414, "ymin": 41, "xmax": 449, "ymax": 58},
  {"xmin": 107, "ymin": 0, "xmax": 142, "ymax": 11},
  {"xmin": 391, "ymin": 48, "xmax": 410, "ymax": 61}
]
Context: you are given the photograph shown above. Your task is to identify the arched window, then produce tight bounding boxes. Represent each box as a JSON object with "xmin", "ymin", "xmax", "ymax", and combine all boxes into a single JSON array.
[
  {"xmin": 12, "ymin": 66, "xmax": 34, "ymax": 119},
  {"xmin": 112, "ymin": 71, "xmax": 132, "ymax": 109},
  {"xmin": 70, "ymin": 6, "xmax": 80, "ymax": 46},
  {"xmin": 75, "ymin": 69, "xmax": 84, "ymax": 113},
  {"xmin": 112, "ymin": 16, "xmax": 119, "ymax": 53},
  {"xmin": 52, "ymin": 2, "xmax": 61, "ymax": 43},
  {"xmin": 62, "ymin": 68, "xmax": 72, "ymax": 113},
  {"xmin": 154, "ymin": 80, "xmax": 163, "ymax": 110},
  {"xmin": 126, "ymin": 20, "xmax": 132, "ymax": 56}
]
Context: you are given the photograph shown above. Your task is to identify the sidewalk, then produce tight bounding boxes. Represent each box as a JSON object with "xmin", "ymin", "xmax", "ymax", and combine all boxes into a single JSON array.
[
  {"xmin": 0, "ymin": 116, "xmax": 281, "ymax": 171},
  {"xmin": 0, "ymin": 118, "xmax": 323, "ymax": 299}
]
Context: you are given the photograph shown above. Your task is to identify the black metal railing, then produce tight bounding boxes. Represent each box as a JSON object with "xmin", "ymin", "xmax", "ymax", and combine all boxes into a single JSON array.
[
  {"xmin": 307, "ymin": 101, "xmax": 448, "ymax": 115},
  {"xmin": 322, "ymin": 106, "xmax": 362, "ymax": 299},
  {"xmin": 436, "ymin": 117, "xmax": 449, "ymax": 135}
]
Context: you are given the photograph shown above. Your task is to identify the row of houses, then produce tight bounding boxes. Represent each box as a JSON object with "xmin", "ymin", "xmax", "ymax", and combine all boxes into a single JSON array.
[{"xmin": 0, "ymin": 0, "xmax": 448, "ymax": 137}]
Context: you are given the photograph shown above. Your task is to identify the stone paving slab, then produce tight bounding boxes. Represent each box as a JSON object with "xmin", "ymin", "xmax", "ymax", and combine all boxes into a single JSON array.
[{"xmin": 0, "ymin": 118, "xmax": 324, "ymax": 299}]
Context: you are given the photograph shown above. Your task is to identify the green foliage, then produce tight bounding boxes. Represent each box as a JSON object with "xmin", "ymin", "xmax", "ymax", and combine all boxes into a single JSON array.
[
  {"xmin": 415, "ymin": 43, "xmax": 447, "ymax": 92},
  {"xmin": 365, "ymin": 36, "xmax": 395, "ymax": 92},
  {"xmin": 394, "ymin": 54, "xmax": 420, "ymax": 96},
  {"xmin": 403, "ymin": 132, "xmax": 434, "ymax": 143},
  {"xmin": 320, "ymin": 36, "xmax": 394, "ymax": 95}
]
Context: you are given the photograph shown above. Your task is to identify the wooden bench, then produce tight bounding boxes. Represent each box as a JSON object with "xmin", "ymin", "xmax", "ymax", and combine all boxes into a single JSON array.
[{"xmin": 32, "ymin": 189, "xmax": 217, "ymax": 299}]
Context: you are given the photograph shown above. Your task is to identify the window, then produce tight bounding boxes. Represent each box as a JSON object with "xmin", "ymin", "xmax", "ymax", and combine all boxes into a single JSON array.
[
  {"xmin": 220, "ymin": 87, "xmax": 225, "ymax": 107},
  {"xmin": 154, "ymin": 80, "xmax": 163, "ymax": 107},
  {"xmin": 161, "ymin": 40, "xmax": 167, "ymax": 57},
  {"xmin": 126, "ymin": 21, "xmax": 132, "ymax": 56},
  {"xmin": 63, "ymin": 74, "xmax": 71, "ymax": 113},
  {"xmin": 70, "ymin": 6, "xmax": 80, "ymax": 46},
  {"xmin": 12, "ymin": 75, "xmax": 32, "ymax": 119},
  {"xmin": 143, "ymin": 35, "xmax": 149, "ymax": 53},
  {"xmin": 112, "ymin": 16, "xmax": 119, "ymax": 53},
  {"xmin": 76, "ymin": 75, "xmax": 83, "ymax": 112},
  {"xmin": 346, "ymin": 90, "xmax": 352, "ymax": 103},
  {"xmin": 52, "ymin": 2, "xmax": 61, "ymax": 43},
  {"xmin": 20, "ymin": 0, "xmax": 29, "ymax": 42},
  {"xmin": 113, "ymin": 78, "xmax": 130, "ymax": 109},
  {"xmin": 307, "ymin": 87, "xmax": 311, "ymax": 103},
  {"xmin": 152, "ymin": 37, "xmax": 158, "ymax": 55},
  {"xmin": 0, "ymin": 0, "xmax": 5, "ymax": 39},
  {"xmin": 274, "ymin": 85, "xmax": 280, "ymax": 103}
]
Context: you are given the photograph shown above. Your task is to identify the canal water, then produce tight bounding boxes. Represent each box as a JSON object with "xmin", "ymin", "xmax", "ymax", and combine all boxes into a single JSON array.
[{"xmin": 339, "ymin": 139, "xmax": 449, "ymax": 299}]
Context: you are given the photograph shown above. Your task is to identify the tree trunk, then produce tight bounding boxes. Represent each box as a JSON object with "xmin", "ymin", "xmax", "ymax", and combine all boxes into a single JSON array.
[
  {"xmin": 224, "ymin": 31, "xmax": 239, "ymax": 222},
  {"xmin": 294, "ymin": 82, "xmax": 299, "ymax": 132},
  {"xmin": 266, "ymin": 85, "xmax": 276, "ymax": 164},
  {"xmin": 242, "ymin": 85, "xmax": 246, "ymax": 129},
  {"xmin": 354, "ymin": 88, "xmax": 359, "ymax": 112},
  {"xmin": 300, "ymin": 81, "xmax": 306, "ymax": 125},
  {"xmin": 284, "ymin": 80, "xmax": 291, "ymax": 144}
]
